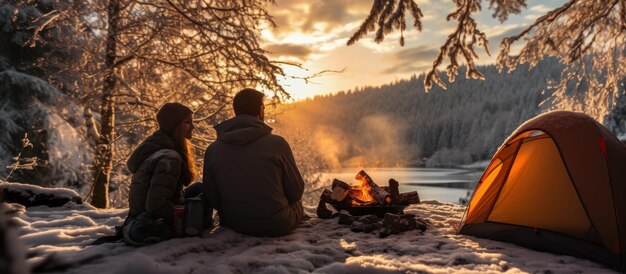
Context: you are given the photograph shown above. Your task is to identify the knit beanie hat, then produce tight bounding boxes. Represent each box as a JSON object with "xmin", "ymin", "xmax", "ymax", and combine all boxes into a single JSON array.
[{"xmin": 156, "ymin": 103, "xmax": 193, "ymax": 135}]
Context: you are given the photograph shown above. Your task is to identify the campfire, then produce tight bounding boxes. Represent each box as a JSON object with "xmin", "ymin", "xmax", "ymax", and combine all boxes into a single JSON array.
[{"xmin": 317, "ymin": 170, "xmax": 420, "ymax": 218}]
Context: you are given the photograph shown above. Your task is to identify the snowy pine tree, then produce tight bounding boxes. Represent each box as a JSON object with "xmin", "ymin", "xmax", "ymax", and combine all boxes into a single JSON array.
[{"xmin": 0, "ymin": 70, "xmax": 92, "ymax": 191}]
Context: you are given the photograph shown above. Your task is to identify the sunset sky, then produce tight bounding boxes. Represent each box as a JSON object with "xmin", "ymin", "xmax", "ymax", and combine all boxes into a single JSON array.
[{"xmin": 262, "ymin": 0, "xmax": 564, "ymax": 100}]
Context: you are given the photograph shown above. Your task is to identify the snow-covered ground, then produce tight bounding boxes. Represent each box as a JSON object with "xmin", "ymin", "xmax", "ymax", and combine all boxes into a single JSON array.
[{"xmin": 10, "ymin": 197, "xmax": 617, "ymax": 273}]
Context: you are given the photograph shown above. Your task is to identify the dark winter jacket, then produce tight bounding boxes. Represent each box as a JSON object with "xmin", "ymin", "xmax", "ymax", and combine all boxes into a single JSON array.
[
  {"xmin": 127, "ymin": 131, "xmax": 185, "ymax": 226},
  {"xmin": 203, "ymin": 115, "xmax": 305, "ymax": 236}
]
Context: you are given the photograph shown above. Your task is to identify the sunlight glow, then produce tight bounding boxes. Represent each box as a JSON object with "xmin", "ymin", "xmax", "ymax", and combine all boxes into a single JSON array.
[
  {"xmin": 276, "ymin": 65, "xmax": 319, "ymax": 100},
  {"xmin": 261, "ymin": 0, "xmax": 565, "ymax": 100}
]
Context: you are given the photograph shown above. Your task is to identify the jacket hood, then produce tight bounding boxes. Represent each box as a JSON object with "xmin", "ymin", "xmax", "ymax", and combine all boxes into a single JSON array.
[
  {"xmin": 127, "ymin": 130, "xmax": 178, "ymax": 173},
  {"xmin": 214, "ymin": 115, "xmax": 272, "ymax": 145}
]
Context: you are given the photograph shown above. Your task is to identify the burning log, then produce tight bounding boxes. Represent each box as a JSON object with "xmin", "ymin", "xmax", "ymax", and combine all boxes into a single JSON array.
[
  {"xmin": 317, "ymin": 189, "xmax": 334, "ymax": 219},
  {"xmin": 332, "ymin": 179, "xmax": 350, "ymax": 190},
  {"xmin": 388, "ymin": 179, "xmax": 400, "ymax": 197},
  {"xmin": 330, "ymin": 179, "xmax": 350, "ymax": 202},
  {"xmin": 397, "ymin": 191, "xmax": 420, "ymax": 205},
  {"xmin": 347, "ymin": 187, "xmax": 378, "ymax": 206},
  {"xmin": 319, "ymin": 188, "xmax": 332, "ymax": 203},
  {"xmin": 354, "ymin": 170, "xmax": 392, "ymax": 205},
  {"xmin": 388, "ymin": 178, "xmax": 400, "ymax": 204}
]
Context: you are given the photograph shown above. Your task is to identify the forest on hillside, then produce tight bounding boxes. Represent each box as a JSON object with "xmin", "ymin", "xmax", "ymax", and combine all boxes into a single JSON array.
[{"xmin": 272, "ymin": 59, "xmax": 613, "ymax": 169}]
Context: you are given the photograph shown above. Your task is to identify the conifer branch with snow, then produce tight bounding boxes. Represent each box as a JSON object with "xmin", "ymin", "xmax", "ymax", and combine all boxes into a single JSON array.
[{"xmin": 353, "ymin": 0, "xmax": 626, "ymax": 122}]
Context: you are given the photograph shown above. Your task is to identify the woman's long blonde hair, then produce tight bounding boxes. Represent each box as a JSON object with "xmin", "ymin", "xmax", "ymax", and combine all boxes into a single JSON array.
[{"xmin": 173, "ymin": 122, "xmax": 198, "ymax": 186}]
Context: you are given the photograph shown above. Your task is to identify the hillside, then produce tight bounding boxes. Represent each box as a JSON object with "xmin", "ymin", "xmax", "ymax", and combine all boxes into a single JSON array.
[{"xmin": 273, "ymin": 61, "xmax": 564, "ymax": 168}]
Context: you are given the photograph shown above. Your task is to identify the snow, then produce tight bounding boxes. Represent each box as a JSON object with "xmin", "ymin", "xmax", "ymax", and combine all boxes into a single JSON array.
[
  {"xmin": 1, "ymin": 202, "xmax": 28, "ymax": 274},
  {"xmin": 9, "ymin": 195, "xmax": 618, "ymax": 273},
  {"xmin": 1, "ymin": 182, "xmax": 81, "ymax": 201},
  {"xmin": 0, "ymin": 69, "xmax": 93, "ymax": 191},
  {"xmin": 45, "ymin": 112, "xmax": 93, "ymax": 187}
]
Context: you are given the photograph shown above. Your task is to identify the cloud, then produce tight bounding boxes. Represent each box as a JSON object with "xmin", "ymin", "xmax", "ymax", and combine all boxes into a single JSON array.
[
  {"xmin": 271, "ymin": 13, "xmax": 294, "ymax": 33},
  {"xmin": 301, "ymin": 1, "xmax": 369, "ymax": 32},
  {"xmin": 264, "ymin": 0, "xmax": 373, "ymax": 56},
  {"xmin": 529, "ymin": 4, "xmax": 552, "ymax": 13},
  {"xmin": 383, "ymin": 63, "xmax": 432, "ymax": 75},
  {"xmin": 264, "ymin": 43, "xmax": 314, "ymax": 60},
  {"xmin": 382, "ymin": 45, "xmax": 438, "ymax": 74},
  {"xmin": 396, "ymin": 46, "xmax": 439, "ymax": 60},
  {"xmin": 487, "ymin": 25, "xmax": 526, "ymax": 48},
  {"xmin": 269, "ymin": 0, "xmax": 370, "ymax": 36}
]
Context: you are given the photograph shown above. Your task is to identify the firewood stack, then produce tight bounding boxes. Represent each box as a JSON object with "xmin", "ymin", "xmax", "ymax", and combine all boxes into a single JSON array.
[
  {"xmin": 317, "ymin": 170, "xmax": 420, "ymax": 219},
  {"xmin": 316, "ymin": 170, "xmax": 426, "ymax": 237}
]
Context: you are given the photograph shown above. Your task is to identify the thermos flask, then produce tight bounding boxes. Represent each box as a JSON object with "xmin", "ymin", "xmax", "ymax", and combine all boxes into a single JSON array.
[{"xmin": 183, "ymin": 197, "xmax": 204, "ymax": 236}]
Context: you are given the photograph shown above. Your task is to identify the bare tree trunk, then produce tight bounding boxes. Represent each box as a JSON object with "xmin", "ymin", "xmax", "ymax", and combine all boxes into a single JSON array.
[{"xmin": 91, "ymin": 0, "xmax": 119, "ymax": 208}]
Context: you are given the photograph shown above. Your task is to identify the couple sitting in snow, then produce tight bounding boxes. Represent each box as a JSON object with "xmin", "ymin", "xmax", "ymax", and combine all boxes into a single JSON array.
[{"xmin": 122, "ymin": 88, "xmax": 305, "ymax": 245}]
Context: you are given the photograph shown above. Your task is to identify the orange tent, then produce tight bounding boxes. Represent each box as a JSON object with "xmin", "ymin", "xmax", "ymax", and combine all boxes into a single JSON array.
[{"xmin": 458, "ymin": 111, "xmax": 626, "ymax": 270}]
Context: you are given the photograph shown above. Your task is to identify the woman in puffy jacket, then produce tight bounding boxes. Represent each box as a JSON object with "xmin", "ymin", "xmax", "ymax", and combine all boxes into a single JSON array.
[{"xmin": 122, "ymin": 102, "xmax": 197, "ymax": 245}]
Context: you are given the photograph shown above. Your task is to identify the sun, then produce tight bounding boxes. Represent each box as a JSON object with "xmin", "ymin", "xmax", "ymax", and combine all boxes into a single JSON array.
[{"xmin": 276, "ymin": 65, "xmax": 322, "ymax": 101}]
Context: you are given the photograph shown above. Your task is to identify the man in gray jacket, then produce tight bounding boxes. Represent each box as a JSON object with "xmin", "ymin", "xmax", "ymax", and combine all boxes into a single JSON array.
[{"xmin": 203, "ymin": 88, "xmax": 305, "ymax": 236}]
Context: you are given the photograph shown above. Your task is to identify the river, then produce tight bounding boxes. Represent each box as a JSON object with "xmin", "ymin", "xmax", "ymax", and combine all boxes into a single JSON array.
[{"xmin": 320, "ymin": 167, "xmax": 483, "ymax": 204}]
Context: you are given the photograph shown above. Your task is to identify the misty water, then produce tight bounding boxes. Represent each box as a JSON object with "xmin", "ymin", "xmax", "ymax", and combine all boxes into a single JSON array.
[{"xmin": 321, "ymin": 167, "xmax": 483, "ymax": 204}]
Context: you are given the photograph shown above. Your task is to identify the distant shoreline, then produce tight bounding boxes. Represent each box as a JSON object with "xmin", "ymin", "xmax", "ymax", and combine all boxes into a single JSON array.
[{"xmin": 326, "ymin": 161, "xmax": 489, "ymax": 172}]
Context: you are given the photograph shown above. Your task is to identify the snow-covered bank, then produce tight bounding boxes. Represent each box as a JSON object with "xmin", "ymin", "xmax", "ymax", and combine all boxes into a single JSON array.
[
  {"xmin": 1, "ymin": 182, "xmax": 82, "ymax": 207},
  {"xmin": 10, "ymin": 199, "xmax": 616, "ymax": 273}
]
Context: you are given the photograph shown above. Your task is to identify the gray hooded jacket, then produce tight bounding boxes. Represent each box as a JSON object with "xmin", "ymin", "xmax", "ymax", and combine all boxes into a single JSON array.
[{"xmin": 203, "ymin": 115, "xmax": 305, "ymax": 236}]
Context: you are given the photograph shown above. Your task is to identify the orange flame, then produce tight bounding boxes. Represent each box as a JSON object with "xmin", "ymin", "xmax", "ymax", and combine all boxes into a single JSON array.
[{"xmin": 350, "ymin": 176, "xmax": 375, "ymax": 205}]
